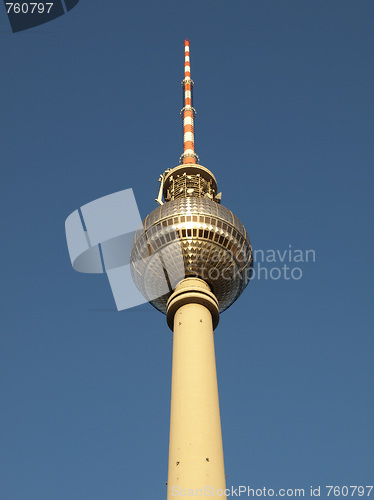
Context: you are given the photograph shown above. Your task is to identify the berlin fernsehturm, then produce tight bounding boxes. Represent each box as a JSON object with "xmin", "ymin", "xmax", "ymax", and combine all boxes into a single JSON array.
[{"xmin": 131, "ymin": 40, "xmax": 253, "ymax": 498}]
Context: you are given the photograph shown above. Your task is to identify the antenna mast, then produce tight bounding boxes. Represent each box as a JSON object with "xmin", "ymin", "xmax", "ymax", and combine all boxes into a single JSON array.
[{"xmin": 180, "ymin": 40, "xmax": 199, "ymax": 164}]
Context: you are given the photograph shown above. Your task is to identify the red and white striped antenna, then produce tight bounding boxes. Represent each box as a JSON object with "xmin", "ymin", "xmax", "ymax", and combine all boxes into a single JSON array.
[{"xmin": 180, "ymin": 40, "xmax": 199, "ymax": 164}]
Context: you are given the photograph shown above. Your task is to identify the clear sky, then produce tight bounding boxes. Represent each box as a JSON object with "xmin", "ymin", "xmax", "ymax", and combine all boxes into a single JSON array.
[{"xmin": 1, "ymin": 1, "xmax": 373, "ymax": 499}]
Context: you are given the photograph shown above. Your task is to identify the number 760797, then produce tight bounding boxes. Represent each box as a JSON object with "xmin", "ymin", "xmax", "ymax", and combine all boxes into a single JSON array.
[{"xmin": 6, "ymin": 3, "xmax": 53, "ymax": 14}]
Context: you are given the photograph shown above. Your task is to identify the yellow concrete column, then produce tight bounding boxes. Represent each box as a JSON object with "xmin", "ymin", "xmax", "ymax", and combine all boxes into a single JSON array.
[{"xmin": 166, "ymin": 278, "xmax": 226, "ymax": 499}]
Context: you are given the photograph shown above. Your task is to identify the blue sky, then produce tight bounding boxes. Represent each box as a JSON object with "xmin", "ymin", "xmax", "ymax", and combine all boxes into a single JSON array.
[{"xmin": 1, "ymin": 1, "xmax": 373, "ymax": 499}]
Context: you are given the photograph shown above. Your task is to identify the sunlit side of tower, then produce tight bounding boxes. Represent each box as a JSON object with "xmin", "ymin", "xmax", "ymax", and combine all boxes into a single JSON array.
[{"xmin": 131, "ymin": 41, "xmax": 253, "ymax": 498}]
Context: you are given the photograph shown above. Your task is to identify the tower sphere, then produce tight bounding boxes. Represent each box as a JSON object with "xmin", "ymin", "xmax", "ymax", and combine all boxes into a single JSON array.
[{"xmin": 130, "ymin": 164, "xmax": 253, "ymax": 314}]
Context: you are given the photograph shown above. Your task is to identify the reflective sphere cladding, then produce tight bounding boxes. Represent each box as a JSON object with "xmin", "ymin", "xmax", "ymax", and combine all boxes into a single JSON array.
[{"xmin": 130, "ymin": 197, "xmax": 253, "ymax": 313}]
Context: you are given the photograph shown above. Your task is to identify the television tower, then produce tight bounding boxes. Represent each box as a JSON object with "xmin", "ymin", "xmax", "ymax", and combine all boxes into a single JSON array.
[{"xmin": 131, "ymin": 41, "xmax": 253, "ymax": 498}]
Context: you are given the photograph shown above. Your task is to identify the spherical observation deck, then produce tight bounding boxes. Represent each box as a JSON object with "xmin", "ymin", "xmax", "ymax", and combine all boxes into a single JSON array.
[{"xmin": 130, "ymin": 170, "xmax": 253, "ymax": 314}]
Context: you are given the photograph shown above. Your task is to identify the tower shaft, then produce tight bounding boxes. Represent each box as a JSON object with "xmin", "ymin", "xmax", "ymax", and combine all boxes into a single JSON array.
[{"xmin": 166, "ymin": 279, "xmax": 226, "ymax": 498}]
